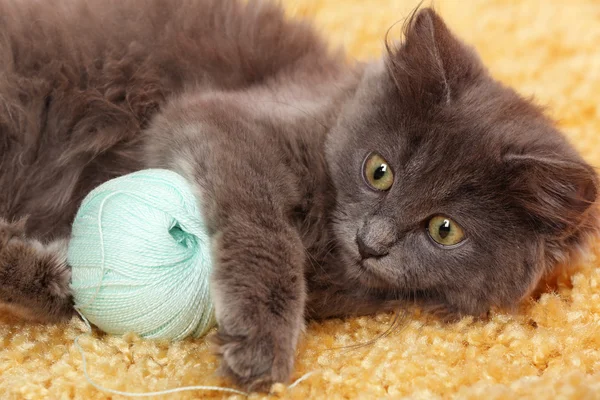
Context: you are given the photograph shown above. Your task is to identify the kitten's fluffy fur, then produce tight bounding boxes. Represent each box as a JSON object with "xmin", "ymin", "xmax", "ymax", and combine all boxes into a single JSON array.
[{"xmin": 0, "ymin": 0, "xmax": 597, "ymax": 391}]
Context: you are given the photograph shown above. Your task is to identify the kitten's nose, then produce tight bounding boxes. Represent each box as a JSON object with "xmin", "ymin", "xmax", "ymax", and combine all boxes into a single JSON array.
[
  {"xmin": 357, "ymin": 235, "xmax": 388, "ymax": 259},
  {"xmin": 356, "ymin": 216, "xmax": 396, "ymax": 260}
]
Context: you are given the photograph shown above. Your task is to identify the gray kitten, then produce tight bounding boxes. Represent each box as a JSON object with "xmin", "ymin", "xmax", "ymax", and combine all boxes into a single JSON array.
[{"xmin": 0, "ymin": 0, "xmax": 597, "ymax": 391}]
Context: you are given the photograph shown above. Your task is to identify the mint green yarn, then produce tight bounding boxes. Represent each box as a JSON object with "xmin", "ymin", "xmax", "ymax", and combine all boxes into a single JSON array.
[{"xmin": 68, "ymin": 169, "xmax": 215, "ymax": 341}]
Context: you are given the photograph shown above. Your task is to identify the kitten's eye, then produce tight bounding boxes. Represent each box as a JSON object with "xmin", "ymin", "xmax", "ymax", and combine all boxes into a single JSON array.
[
  {"xmin": 363, "ymin": 153, "xmax": 394, "ymax": 191},
  {"xmin": 427, "ymin": 216, "xmax": 465, "ymax": 246}
]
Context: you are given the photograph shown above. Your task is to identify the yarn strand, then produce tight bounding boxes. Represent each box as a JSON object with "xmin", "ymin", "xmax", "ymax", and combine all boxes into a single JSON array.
[
  {"xmin": 74, "ymin": 310, "xmax": 318, "ymax": 398},
  {"xmin": 74, "ymin": 311, "xmax": 247, "ymax": 397}
]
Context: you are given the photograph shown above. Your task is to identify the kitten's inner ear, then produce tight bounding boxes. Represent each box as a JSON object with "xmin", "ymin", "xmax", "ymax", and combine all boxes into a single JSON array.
[
  {"xmin": 507, "ymin": 153, "xmax": 599, "ymax": 237},
  {"xmin": 386, "ymin": 8, "xmax": 485, "ymax": 109}
]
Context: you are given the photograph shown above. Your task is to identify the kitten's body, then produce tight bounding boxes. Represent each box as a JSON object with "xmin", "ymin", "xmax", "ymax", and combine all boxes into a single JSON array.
[
  {"xmin": 0, "ymin": 0, "xmax": 339, "ymax": 240},
  {"xmin": 0, "ymin": 0, "xmax": 597, "ymax": 391},
  {"xmin": 0, "ymin": 0, "xmax": 371, "ymax": 321}
]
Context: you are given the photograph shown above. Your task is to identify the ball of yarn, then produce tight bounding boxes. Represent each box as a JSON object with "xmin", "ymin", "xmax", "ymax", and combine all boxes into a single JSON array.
[{"xmin": 68, "ymin": 169, "xmax": 215, "ymax": 341}]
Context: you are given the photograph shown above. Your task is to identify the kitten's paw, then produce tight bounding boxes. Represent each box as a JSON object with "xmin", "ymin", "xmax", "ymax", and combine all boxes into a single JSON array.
[
  {"xmin": 213, "ymin": 329, "xmax": 294, "ymax": 393},
  {"xmin": 0, "ymin": 227, "xmax": 73, "ymax": 323}
]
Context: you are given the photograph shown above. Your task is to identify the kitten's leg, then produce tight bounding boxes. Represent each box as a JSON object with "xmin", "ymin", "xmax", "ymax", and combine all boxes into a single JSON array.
[
  {"xmin": 146, "ymin": 96, "xmax": 308, "ymax": 391},
  {"xmin": 210, "ymin": 217, "xmax": 306, "ymax": 392},
  {"xmin": 0, "ymin": 218, "xmax": 73, "ymax": 322}
]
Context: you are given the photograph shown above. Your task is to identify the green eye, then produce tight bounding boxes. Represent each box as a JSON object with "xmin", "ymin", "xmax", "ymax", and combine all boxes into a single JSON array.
[
  {"xmin": 427, "ymin": 216, "xmax": 465, "ymax": 246},
  {"xmin": 363, "ymin": 153, "xmax": 394, "ymax": 191}
]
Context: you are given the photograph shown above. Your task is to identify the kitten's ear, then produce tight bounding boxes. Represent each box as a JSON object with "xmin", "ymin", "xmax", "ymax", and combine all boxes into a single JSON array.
[
  {"xmin": 386, "ymin": 8, "xmax": 485, "ymax": 109},
  {"xmin": 507, "ymin": 154, "xmax": 598, "ymax": 237}
]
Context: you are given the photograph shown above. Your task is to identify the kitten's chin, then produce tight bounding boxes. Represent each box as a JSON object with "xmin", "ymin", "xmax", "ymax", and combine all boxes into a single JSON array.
[{"xmin": 345, "ymin": 255, "xmax": 395, "ymax": 289}]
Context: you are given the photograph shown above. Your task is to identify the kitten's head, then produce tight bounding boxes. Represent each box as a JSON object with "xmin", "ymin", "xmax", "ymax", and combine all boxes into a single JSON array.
[{"xmin": 326, "ymin": 8, "xmax": 599, "ymax": 316}]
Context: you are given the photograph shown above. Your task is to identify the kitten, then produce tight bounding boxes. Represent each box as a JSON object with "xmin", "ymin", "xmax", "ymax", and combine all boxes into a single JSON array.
[{"xmin": 0, "ymin": 0, "xmax": 597, "ymax": 391}]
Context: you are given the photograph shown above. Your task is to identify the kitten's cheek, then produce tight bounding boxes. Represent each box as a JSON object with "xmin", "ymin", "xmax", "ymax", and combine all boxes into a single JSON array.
[{"xmin": 333, "ymin": 221, "xmax": 362, "ymax": 257}]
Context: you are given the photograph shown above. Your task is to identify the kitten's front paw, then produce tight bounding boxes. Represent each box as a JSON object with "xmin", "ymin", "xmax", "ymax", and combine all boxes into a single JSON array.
[
  {"xmin": 213, "ymin": 329, "xmax": 294, "ymax": 392},
  {"xmin": 0, "ymin": 221, "xmax": 73, "ymax": 323}
]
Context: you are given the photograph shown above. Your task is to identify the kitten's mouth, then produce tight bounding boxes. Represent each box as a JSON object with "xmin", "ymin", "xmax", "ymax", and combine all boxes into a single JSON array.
[
  {"xmin": 340, "ymin": 237, "xmax": 393, "ymax": 288},
  {"xmin": 356, "ymin": 258, "xmax": 391, "ymax": 288},
  {"xmin": 358, "ymin": 259, "xmax": 380, "ymax": 275}
]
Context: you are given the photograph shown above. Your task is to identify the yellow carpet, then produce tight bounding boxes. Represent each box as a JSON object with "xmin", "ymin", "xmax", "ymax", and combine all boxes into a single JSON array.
[{"xmin": 2, "ymin": 0, "xmax": 600, "ymax": 399}]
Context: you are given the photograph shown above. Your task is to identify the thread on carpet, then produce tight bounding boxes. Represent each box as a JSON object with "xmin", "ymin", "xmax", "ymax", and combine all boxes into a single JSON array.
[
  {"xmin": 326, "ymin": 309, "xmax": 410, "ymax": 352},
  {"xmin": 74, "ymin": 310, "xmax": 318, "ymax": 398},
  {"xmin": 68, "ymin": 169, "xmax": 216, "ymax": 341}
]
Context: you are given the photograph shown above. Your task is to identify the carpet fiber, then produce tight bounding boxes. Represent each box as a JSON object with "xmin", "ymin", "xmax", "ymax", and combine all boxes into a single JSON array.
[{"xmin": 2, "ymin": 0, "xmax": 600, "ymax": 399}]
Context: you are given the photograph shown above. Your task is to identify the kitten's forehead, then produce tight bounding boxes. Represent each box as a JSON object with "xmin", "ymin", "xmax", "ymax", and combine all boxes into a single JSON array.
[
  {"xmin": 387, "ymin": 74, "xmax": 547, "ymax": 167},
  {"xmin": 375, "ymin": 90, "xmax": 532, "ymax": 215}
]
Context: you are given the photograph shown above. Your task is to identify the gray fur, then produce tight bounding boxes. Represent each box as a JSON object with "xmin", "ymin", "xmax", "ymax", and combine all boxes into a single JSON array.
[{"xmin": 0, "ymin": 0, "xmax": 597, "ymax": 391}]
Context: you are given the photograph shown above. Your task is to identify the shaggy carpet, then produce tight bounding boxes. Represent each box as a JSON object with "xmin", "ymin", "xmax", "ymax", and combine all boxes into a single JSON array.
[{"xmin": 1, "ymin": 0, "xmax": 600, "ymax": 399}]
